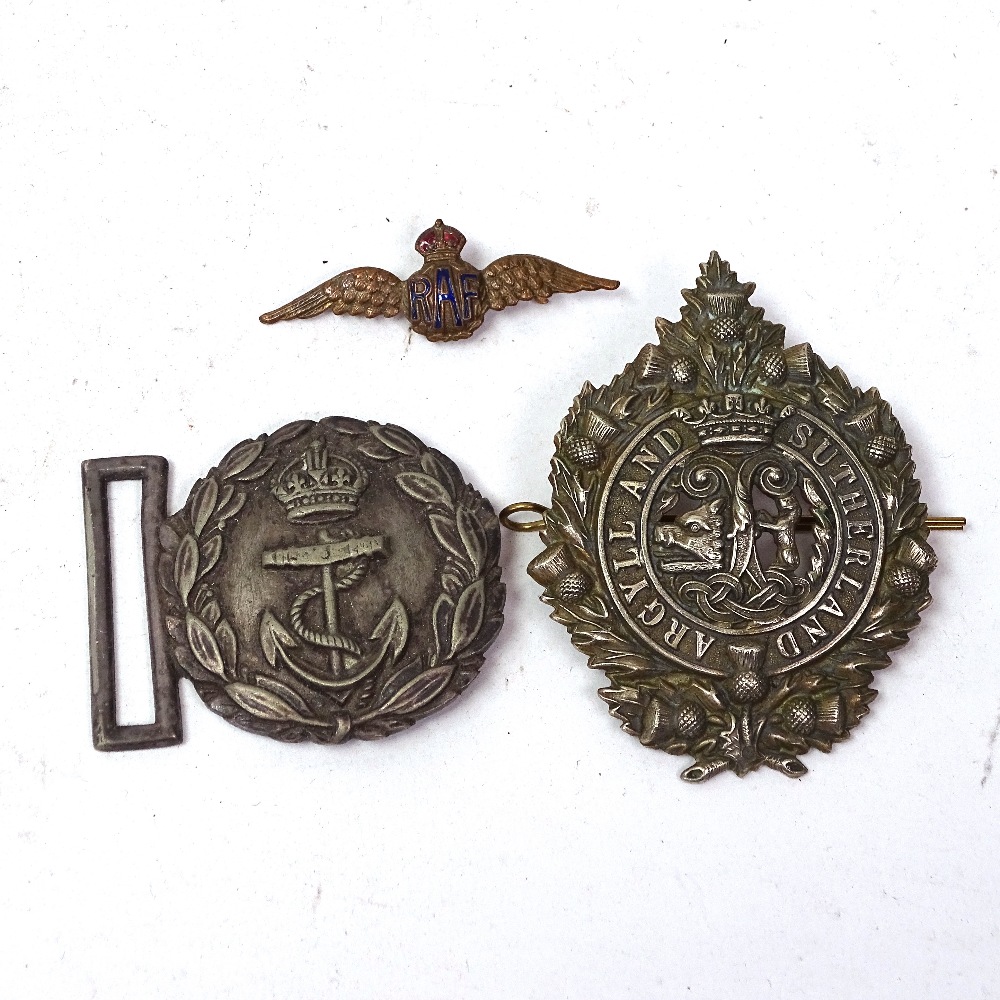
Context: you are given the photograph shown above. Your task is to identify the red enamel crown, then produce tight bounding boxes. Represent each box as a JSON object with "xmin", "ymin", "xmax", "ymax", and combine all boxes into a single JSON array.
[{"xmin": 415, "ymin": 219, "xmax": 467, "ymax": 258}]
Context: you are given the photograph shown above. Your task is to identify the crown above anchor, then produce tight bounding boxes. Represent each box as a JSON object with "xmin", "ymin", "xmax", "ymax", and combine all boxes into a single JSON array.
[{"xmin": 273, "ymin": 441, "xmax": 368, "ymax": 523}]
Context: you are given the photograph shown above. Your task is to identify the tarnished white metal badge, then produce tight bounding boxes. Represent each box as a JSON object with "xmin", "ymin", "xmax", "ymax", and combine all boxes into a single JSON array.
[
  {"xmin": 510, "ymin": 253, "xmax": 963, "ymax": 782},
  {"xmin": 83, "ymin": 418, "xmax": 504, "ymax": 750}
]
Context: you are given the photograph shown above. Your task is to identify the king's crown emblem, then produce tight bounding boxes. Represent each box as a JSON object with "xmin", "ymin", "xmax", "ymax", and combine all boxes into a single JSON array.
[{"xmin": 273, "ymin": 440, "xmax": 368, "ymax": 522}]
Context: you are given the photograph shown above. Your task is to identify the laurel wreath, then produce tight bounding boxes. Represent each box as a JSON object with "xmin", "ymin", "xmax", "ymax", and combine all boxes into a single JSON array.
[
  {"xmin": 538, "ymin": 330, "xmax": 932, "ymax": 778},
  {"xmin": 158, "ymin": 417, "xmax": 502, "ymax": 743}
]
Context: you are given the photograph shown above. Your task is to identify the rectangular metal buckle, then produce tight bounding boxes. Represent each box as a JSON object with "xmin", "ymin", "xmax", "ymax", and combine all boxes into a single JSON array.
[{"xmin": 82, "ymin": 456, "xmax": 181, "ymax": 751}]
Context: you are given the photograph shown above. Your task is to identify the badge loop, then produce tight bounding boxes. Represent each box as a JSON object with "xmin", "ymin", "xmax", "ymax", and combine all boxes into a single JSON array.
[{"xmin": 498, "ymin": 501, "xmax": 548, "ymax": 533}]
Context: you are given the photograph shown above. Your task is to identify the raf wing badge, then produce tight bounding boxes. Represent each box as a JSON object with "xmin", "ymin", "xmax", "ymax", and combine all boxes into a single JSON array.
[
  {"xmin": 504, "ymin": 252, "xmax": 963, "ymax": 782},
  {"xmin": 259, "ymin": 219, "xmax": 619, "ymax": 341},
  {"xmin": 83, "ymin": 418, "xmax": 504, "ymax": 750}
]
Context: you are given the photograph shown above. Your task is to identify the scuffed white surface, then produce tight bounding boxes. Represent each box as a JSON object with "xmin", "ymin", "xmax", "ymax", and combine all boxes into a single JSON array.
[{"xmin": 1, "ymin": 2, "xmax": 997, "ymax": 997}]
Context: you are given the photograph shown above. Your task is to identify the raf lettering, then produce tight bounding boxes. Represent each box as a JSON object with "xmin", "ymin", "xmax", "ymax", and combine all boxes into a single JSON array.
[{"xmin": 409, "ymin": 269, "xmax": 480, "ymax": 330}]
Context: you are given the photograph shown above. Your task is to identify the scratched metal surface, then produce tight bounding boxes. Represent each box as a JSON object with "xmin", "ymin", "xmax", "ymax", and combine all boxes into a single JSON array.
[{"xmin": 1, "ymin": 2, "xmax": 996, "ymax": 998}]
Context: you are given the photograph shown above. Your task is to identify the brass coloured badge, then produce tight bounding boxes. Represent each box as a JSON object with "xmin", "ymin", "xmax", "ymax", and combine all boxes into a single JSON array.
[{"xmin": 260, "ymin": 219, "xmax": 619, "ymax": 341}]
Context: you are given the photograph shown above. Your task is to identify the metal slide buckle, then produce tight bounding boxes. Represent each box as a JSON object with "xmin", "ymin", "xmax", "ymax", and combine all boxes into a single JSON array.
[{"xmin": 83, "ymin": 418, "xmax": 504, "ymax": 750}]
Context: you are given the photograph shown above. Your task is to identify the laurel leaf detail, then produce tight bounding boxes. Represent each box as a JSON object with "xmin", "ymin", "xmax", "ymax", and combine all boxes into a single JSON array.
[
  {"xmin": 200, "ymin": 598, "xmax": 221, "ymax": 628},
  {"xmin": 219, "ymin": 438, "xmax": 265, "ymax": 478},
  {"xmin": 370, "ymin": 422, "xmax": 422, "ymax": 457},
  {"xmin": 396, "ymin": 472, "xmax": 454, "ymax": 509},
  {"xmin": 420, "ymin": 451, "xmax": 455, "ymax": 496},
  {"xmin": 451, "ymin": 579, "xmax": 485, "ymax": 655},
  {"xmin": 186, "ymin": 613, "xmax": 227, "ymax": 678},
  {"xmin": 234, "ymin": 459, "xmax": 274, "ymax": 482},
  {"xmin": 371, "ymin": 597, "xmax": 409, "ymax": 664},
  {"xmin": 254, "ymin": 675, "xmax": 311, "ymax": 715},
  {"xmin": 377, "ymin": 659, "xmax": 426, "ymax": 705},
  {"xmin": 199, "ymin": 534, "xmax": 222, "ymax": 579},
  {"xmin": 174, "ymin": 534, "xmax": 199, "ymax": 604},
  {"xmin": 214, "ymin": 491, "xmax": 246, "ymax": 523},
  {"xmin": 432, "ymin": 593, "xmax": 454, "ymax": 661},
  {"xmin": 356, "ymin": 440, "xmax": 398, "ymax": 460},
  {"xmin": 226, "ymin": 682, "xmax": 306, "ymax": 722},
  {"xmin": 374, "ymin": 665, "xmax": 453, "ymax": 715},
  {"xmin": 190, "ymin": 477, "xmax": 219, "ymax": 536},
  {"xmin": 457, "ymin": 507, "xmax": 487, "ymax": 575},
  {"xmin": 215, "ymin": 619, "xmax": 238, "ymax": 672},
  {"xmin": 269, "ymin": 419, "xmax": 315, "ymax": 446},
  {"xmin": 430, "ymin": 514, "xmax": 465, "ymax": 561},
  {"xmin": 215, "ymin": 482, "xmax": 234, "ymax": 514}
]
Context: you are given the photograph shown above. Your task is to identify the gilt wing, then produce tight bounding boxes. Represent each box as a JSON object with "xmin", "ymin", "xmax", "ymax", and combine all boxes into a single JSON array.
[
  {"xmin": 259, "ymin": 266, "xmax": 405, "ymax": 324},
  {"xmin": 481, "ymin": 254, "xmax": 619, "ymax": 311}
]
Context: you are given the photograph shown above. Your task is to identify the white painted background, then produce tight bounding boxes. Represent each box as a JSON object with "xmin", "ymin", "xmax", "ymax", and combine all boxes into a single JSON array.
[{"xmin": 2, "ymin": 2, "xmax": 998, "ymax": 997}]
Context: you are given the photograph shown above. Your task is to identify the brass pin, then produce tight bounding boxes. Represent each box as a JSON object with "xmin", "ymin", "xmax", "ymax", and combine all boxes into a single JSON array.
[{"xmin": 499, "ymin": 505, "xmax": 966, "ymax": 534}]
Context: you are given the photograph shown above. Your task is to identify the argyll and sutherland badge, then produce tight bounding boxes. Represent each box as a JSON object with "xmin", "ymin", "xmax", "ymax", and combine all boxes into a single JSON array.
[
  {"xmin": 521, "ymin": 252, "xmax": 962, "ymax": 782},
  {"xmin": 259, "ymin": 219, "xmax": 619, "ymax": 341},
  {"xmin": 83, "ymin": 418, "xmax": 504, "ymax": 750}
]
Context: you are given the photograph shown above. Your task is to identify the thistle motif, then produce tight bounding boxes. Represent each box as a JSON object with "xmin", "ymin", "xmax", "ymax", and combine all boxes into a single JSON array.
[{"xmin": 533, "ymin": 252, "xmax": 936, "ymax": 782}]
